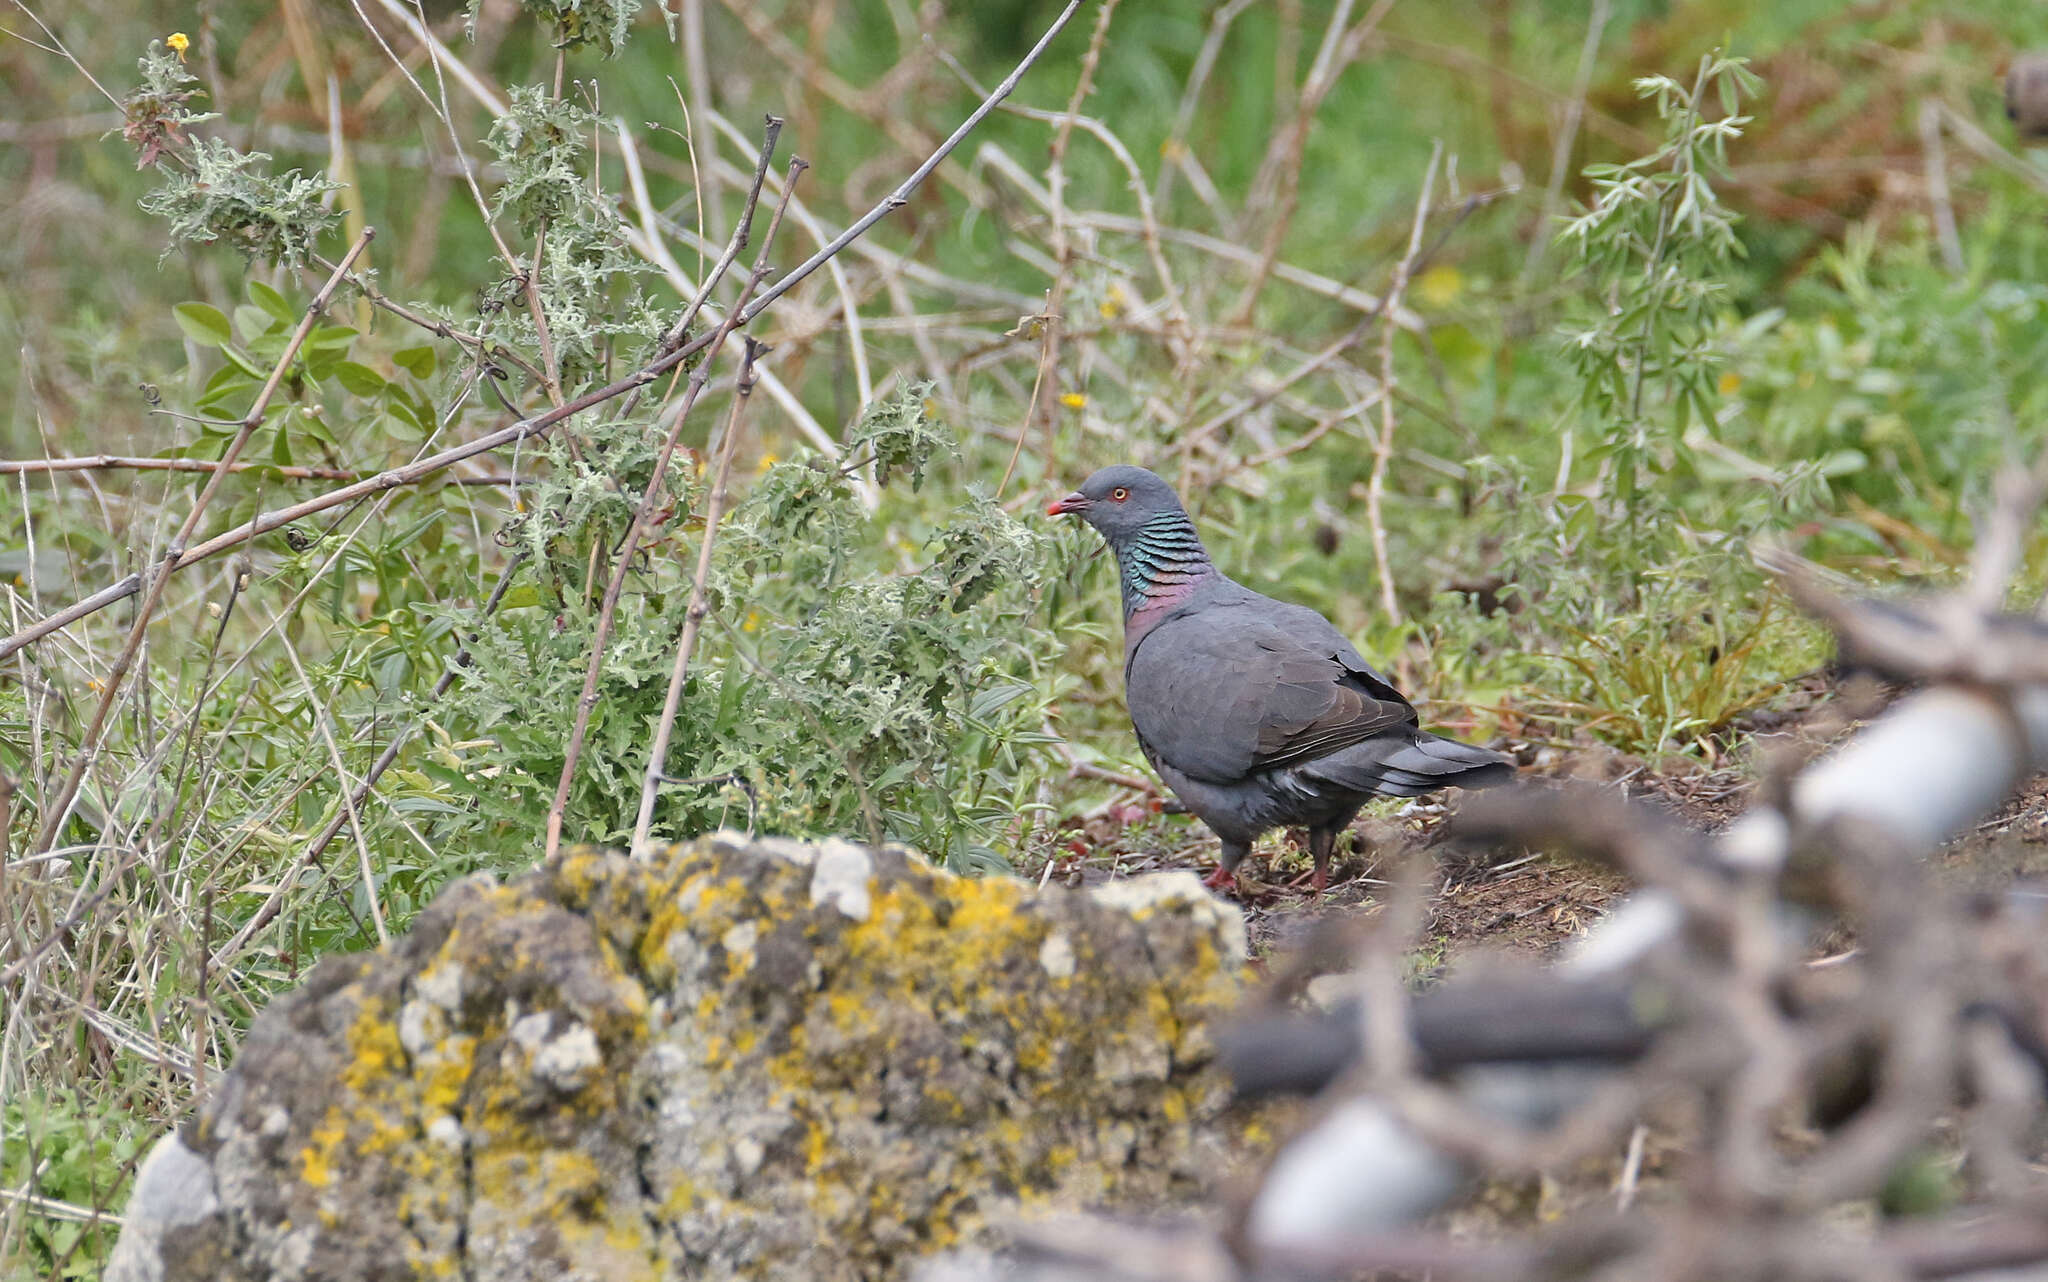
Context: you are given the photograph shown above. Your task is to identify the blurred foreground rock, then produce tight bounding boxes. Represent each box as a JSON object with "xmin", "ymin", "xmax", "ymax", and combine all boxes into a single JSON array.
[{"xmin": 109, "ymin": 834, "xmax": 1262, "ymax": 1282}]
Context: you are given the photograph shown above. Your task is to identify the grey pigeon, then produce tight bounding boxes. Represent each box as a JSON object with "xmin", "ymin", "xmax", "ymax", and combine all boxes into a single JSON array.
[{"xmin": 1049, "ymin": 464, "xmax": 1512, "ymax": 894}]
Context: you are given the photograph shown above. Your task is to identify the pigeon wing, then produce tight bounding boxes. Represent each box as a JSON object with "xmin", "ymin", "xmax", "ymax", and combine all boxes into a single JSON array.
[{"xmin": 1126, "ymin": 602, "xmax": 1416, "ymax": 785}]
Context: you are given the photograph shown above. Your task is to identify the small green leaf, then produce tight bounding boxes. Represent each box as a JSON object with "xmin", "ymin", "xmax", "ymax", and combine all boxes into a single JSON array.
[
  {"xmin": 247, "ymin": 280, "xmax": 295, "ymax": 323},
  {"xmin": 173, "ymin": 301, "xmax": 233, "ymax": 348},
  {"xmin": 221, "ymin": 345, "xmax": 266, "ymax": 379},
  {"xmin": 233, "ymin": 304, "xmax": 276, "ymax": 341},
  {"xmin": 381, "ymin": 409, "xmax": 424, "ymax": 443},
  {"xmin": 335, "ymin": 361, "xmax": 387, "ymax": 397},
  {"xmin": 303, "ymin": 348, "xmax": 344, "ymax": 383},
  {"xmin": 306, "ymin": 325, "xmax": 358, "ymax": 352},
  {"xmin": 298, "ymin": 412, "xmax": 337, "ymax": 445},
  {"xmin": 393, "ymin": 345, "xmax": 437, "ymax": 379},
  {"xmin": 196, "ymin": 365, "xmax": 255, "ymax": 413}
]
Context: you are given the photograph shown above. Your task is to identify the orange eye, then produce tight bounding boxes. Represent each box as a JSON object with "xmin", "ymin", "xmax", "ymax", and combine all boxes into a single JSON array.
[{"xmin": 1111, "ymin": 487, "xmax": 1129, "ymax": 501}]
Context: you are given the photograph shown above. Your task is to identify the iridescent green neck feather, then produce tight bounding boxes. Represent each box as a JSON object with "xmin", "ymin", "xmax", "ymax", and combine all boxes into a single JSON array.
[{"xmin": 1115, "ymin": 510, "xmax": 1215, "ymax": 619}]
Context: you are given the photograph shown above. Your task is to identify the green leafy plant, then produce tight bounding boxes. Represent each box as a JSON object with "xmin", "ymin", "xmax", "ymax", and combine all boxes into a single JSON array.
[
  {"xmin": 138, "ymin": 137, "xmax": 341, "ymax": 266},
  {"xmin": 1557, "ymin": 49, "xmax": 1760, "ymax": 537},
  {"xmin": 438, "ymin": 388, "xmax": 1062, "ymax": 868}
]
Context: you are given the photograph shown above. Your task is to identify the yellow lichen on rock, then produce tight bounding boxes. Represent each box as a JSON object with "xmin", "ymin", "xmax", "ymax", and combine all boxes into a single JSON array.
[{"xmin": 112, "ymin": 835, "xmax": 1268, "ymax": 1282}]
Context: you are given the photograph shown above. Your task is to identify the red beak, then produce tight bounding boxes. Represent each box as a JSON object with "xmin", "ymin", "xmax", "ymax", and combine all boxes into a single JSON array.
[{"xmin": 1046, "ymin": 492, "xmax": 1089, "ymax": 517}]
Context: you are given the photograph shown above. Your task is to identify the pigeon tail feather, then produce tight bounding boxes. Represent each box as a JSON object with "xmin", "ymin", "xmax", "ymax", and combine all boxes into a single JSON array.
[{"xmin": 1303, "ymin": 731, "xmax": 1513, "ymax": 798}]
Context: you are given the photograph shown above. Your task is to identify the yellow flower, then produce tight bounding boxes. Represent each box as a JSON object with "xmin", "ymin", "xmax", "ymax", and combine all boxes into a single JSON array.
[
  {"xmin": 1159, "ymin": 138, "xmax": 1188, "ymax": 161},
  {"xmin": 742, "ymin": 610, "xmax": 760, "ymax": 633},
  {"xmin": 166, "ymin": 31, "xmax": 189, "ymax": 60},
  {"xmin": 1717, "ymin": 370, "xmax": 1742, "ymax": 397},
  {"xmin": 1059, "ymin": 392, "xmax": 1087, "ymax": 410},
  {"xmin": 1416, "ymin": 264, "xmax": 1462, "ymax": 308},
  {"xmin": 1098, "ymin": 284, "xmax": 1127, "ymax": 321},
  {"xmin": 755, "ymin": 451, "xmax": 778, "ymax": 474}
]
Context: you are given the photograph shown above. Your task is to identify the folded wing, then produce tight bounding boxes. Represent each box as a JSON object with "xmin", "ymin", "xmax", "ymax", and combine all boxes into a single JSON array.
[{"xmin": 1127, "ymin": 600, "xmax": 1418, "ymax": 785}]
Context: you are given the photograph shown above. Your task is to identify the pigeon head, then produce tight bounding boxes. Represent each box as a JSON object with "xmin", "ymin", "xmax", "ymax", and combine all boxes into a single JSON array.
[
  {"xmin": 1048, "ymin": 465, "xmax": 1216, "ymax": 619},
  {"xmin": 1045, "ymin": 465, "xmax": 1186, "ymax": 548}
]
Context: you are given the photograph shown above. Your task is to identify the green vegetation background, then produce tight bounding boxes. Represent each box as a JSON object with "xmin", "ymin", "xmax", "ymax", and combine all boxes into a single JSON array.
[{"xmin": 4, "ymin": 0, "xmax": 2048, "ymax": 1273}]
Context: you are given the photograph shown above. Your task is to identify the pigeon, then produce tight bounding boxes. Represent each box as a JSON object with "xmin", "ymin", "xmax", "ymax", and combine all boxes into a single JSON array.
[{"xmin": 1048, "ymin": 464, "xmax": 1512, "ymax": 894}]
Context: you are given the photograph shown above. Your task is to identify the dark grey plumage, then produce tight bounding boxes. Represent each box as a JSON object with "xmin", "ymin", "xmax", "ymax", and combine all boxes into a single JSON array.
[
  {"xmin": 2009, "ymin": 53, "xmax": 2048, "ymax": 140},
  {"xmin": 1049, "ymin": 465, "xmax": 1512, "ymax": 892}
]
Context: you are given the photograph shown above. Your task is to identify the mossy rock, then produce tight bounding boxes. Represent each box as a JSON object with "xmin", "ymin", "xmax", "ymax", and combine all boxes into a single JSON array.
[{"xmin": 109, "ymin": 835, "xmax": 1268, "ymax": 1282}]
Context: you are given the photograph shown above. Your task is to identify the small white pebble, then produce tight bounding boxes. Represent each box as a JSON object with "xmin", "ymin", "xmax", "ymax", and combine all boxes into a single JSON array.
[
  {"xmin": 1039, "ymin": 931, "xmax": 1076, "ymax": 979},
  {"xmin": 809, "ymin": 840, "xmax": 873, "ymax": 921},
  {"xmin": 398, "ymin": 999, "xmax": 446, "ymax": 1059},
  {"xmin": 721, "ymin": 921, "xmax": 759, "ymax": 957},
  {"xmin": 415, "ymin": 963, "xmax": 464, "ymax": 1011},
  {"xmin": 532, "ymin": 1023, "xmax": 602, "ymax": 1093},
  {"xmin": 509, "ymin": 1011, "xmax": 553, "ymax": 1051},
  {"xmin": 731, "ymin": 1137, "xmax": 765, "ymax": 1177},
  {"xmin": 426, "ymin": 1115, "xmax": 465, "ymax": 1150}
]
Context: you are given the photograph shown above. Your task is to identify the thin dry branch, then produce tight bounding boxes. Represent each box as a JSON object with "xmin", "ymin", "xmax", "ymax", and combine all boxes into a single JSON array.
[
  {"xmin": 1519, "ymin": 0, "xmax": 1611, "ymax": 281},
  {"xmin": 733, "ymin": 0, "xmax": 1088, "ymax": 330},
  {"xmin": 31, "ymin": 229, "xmax": 375, "ymax": 856},
  {"xmin": 0, "ymin": 455, "xmax": 516, "ymax": 483},
  {"xmin": 1179, "ymin": 183, "xmax": 1506, "ymax": 461},
  {"xmin": 1229, "ymin": 0, "xmax": 1399, "ymax": 325},
  {"xmin": 544, "ymin": 150, "xmax": 803, "ymax": 861},
  {"xmin": 209, "ymin": 553, "xmax": 528, "ymax": 969},
  {"xmin": 1365, "ymin": 143, "xmax": 1440, "ymax": 625},
  {"xmin": 631, "ymin": 335, "xmax": 769, "ymax": 852},
  {"xmin": 1032, "ymin": 0, "xmax": 1123, "ymax": 487}
]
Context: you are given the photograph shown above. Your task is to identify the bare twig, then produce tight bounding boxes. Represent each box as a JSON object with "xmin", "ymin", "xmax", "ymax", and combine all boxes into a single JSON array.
[
  {"xmin": 732, "ymin": 0, "xmax": 1089, "ymax": 329},
  {"xmin": 1178, "ymin": 182, "xmax": 1503, "ymax": 459},
  {"xmin": 1365, "ymin": 143, "xmax": 1440, "ymax": 625},
  {"xmin": 631, "ymin": 336, "xmax": 769, "ymax": 852},
  {"xmin": 1151, "ymin": 0, "xmax": 1258, "ymax": 216},
  {"xmin": 1229, "ymin": 0, "xmax": 1399, "ymax": 325},
  {"xmin": 209, "ymin": 553, "xmax": 529, "ymax": 970},
  {"xmin": 1918, "ymin": 98, "xmax": 1964, "ymax": 277},
  {"xmin": 0, "ymin": 455, "xmax": 516, "ymax": 483},
  {"xmin": 546, "ymin": 150, "xmax": 804, "ymax": 861}
]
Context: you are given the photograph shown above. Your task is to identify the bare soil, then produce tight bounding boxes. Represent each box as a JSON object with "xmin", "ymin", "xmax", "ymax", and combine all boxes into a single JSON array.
[{"xmin": 1045, "ymin": 673, "xmax": 2048, "ymax": 966}]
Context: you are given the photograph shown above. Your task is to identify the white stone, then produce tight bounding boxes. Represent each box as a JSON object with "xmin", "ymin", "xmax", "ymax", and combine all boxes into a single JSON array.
[
  {"xmin": 721, "ymin": 921, "xmax": 759, "ymax": 960},
  {"xmin": 1038, "ymin": 931, "xmax": 1076, "ymax": 979},
  {"xmin": 732, "ymin": 1136, "xmax": 766, "ymax": 1176},
  {"xmin": 809, "ymin": 839, "xmax": 874, "ymax": 921},
  {"xmin": 398, "ymin": 999, "xmax": 447, "ymax": 1059},
  {"xmin": 415, "ymin": 962, "xmax": 464, "ymax": 1011},
  {"xmin": 532, "ymin": 1023, "xmax": 602, "ymax": 1093},
  {"xmin": 509, "ymin": 1011, "xmax": 553, "ymax": 1051},
  {"xmin": 426, "ymin": 1115, "xmax": 465, "ymax": 1150},
  {"xmin": 105, "ymin": 1135, "xmax": 220, "ymax": 1282}
]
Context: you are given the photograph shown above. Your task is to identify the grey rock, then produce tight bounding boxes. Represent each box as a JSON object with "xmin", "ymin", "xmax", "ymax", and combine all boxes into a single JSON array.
[{"xmin": 109, "ymin": 834, "xmax": 1264, "ymax": 1282}]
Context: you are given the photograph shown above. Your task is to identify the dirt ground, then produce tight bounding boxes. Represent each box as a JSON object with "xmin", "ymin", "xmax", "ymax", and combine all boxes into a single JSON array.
[
  {"xmin": 1043, "ymin": 673, "xmax": 2048, "ymax": 967},
  {"xmin": 1040, "ymin": 675, "xmax": 2048, "ymax": 1236}
]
